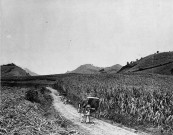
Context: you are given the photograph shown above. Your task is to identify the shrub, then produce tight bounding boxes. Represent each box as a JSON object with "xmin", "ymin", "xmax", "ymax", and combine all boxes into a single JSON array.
[{"xmin": 25, "ymin": 89, "xmax": 40, "ymax": 103}]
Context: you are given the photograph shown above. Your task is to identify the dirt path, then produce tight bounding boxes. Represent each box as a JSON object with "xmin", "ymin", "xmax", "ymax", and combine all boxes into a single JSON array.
[{"xmin": 47, "ymin": 87, "xmax": 149, "ymax": 135}]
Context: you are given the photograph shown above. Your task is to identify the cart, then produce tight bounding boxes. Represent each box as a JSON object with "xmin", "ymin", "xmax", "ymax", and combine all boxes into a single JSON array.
[{"xmin": 78, "ymin": 97, "xmax": 100, "ymax": 120}]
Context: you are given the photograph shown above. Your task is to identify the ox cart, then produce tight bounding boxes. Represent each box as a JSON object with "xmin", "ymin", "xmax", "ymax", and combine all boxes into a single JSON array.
[{"xmin": 78, "ymin": 97, "xmax": 100, "ymax": 123}]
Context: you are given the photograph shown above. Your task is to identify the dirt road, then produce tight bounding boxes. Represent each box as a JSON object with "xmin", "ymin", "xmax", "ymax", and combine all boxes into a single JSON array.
[{"xmin": 47, "ymin": 87, "xmax": 148, "ymax": 135}]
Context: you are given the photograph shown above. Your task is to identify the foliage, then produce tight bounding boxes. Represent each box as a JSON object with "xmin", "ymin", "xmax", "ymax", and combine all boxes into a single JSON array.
[{"xmin": 25, "ymin": 89, "xmax": 40, "ymax": 103}]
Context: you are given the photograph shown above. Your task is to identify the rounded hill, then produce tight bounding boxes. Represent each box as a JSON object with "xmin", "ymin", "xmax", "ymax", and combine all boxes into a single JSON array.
[
  {"xmin": 118, "ymin": 51, "xmax": 173, "ymax": 75},
  {"xmin": 1, "ymin": 63, "xmax": 30, "ymax": 77}
]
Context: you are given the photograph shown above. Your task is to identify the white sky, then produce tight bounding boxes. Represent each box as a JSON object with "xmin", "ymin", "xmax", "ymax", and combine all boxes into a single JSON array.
[{"xmin": 1, "ymin": 0, "xmax": 173, "ymax": 75}]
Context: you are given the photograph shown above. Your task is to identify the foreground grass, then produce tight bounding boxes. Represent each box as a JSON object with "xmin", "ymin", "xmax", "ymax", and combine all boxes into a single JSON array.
[{"xmin": 0, "ymin": 86, "xmax": 79, "ymax": 135}]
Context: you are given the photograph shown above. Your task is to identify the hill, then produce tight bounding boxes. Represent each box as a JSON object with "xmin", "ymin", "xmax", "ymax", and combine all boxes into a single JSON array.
[
  {"xmin": 24, "ymin": 68, "xmax": 38, "ymax": 76},
  {"xmin": 69, "ymin": 64, "xmax": 122, "ymax": 74},
  {"xmin": 70, "ymin": 64, "xmax": 101, "ymax": 74},
  {"xmin": 104, "ymin": 64, "xmax": 122, "ymax": 73},
  {"xmin": 1, "ymin": 63, "xmax": 30, "ymax": 77},
  {"xmin": 118, "ymin": 51, "xmax": 173, "ymax": 75}
]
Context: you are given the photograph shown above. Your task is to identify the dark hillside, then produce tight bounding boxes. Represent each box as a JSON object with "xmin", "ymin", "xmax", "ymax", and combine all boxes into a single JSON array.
[
  {"xmin": 1, "ymin": 63, "xmax": 30, "ymax": 77},
  {"xmin": 118, "ymin": 51, "xmax": 173, "ymax": 75},
  {"xmin": 136, "ymin": 62, "xmax": 173, "ymax": 75}
]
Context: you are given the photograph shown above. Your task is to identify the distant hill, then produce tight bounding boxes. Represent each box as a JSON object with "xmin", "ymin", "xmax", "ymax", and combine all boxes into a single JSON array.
[
  {"xmin": 1, "ymin": 63, "xmax": 30, "ymax": 77},
  {"xmin": 24, "ymin": 68, "xmax": 38, "ymax": 76},
  {"xmin": 69, "ymin": 64, "xmax": 101, "ymax": 74},
  {"xmin": 118, "ymin": 51, "xmax": 173, "ymax": 75},
  {"xmin": 68, "ymin": 64, "xmax": 122, "ymax": 74},
  {"xmin": 104, "ymin": 64, "xmax": 122, "ymax": 73}
]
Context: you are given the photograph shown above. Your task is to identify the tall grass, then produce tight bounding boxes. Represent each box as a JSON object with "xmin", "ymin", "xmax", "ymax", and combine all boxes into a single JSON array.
[
  {"xmin": 53, "ymin": 73, "xmax": 173, "ymax": 134},
  {"xmin": 0, "ymin": 86, "xmax": 70, "ymax": 135}
]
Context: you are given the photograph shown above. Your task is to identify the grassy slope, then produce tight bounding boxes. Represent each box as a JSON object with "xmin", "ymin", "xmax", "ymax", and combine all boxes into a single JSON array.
[
  {"xmin": 119, "ymin": 52, "xmax": 173, "ymax": 75},
  {"xmin": 0, "ymin": 86, "xmax": 77, "ymax": 135},
  {"xmin": 1, "ymin": 64, "xmax": 30, "ymax": 77},
  {"xmin": 136, "ymin": 62, "xmax": 173, "ymax": 75}
]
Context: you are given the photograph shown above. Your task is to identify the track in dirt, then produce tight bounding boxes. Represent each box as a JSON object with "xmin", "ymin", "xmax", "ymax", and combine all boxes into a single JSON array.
[{"xmin": 47, "ymin": 87, "xmax": 149, "ymax": 135}]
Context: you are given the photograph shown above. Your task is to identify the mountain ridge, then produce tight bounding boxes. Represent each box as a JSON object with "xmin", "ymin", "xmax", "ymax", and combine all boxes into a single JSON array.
[{"xmin": 68, "ymin": 64, "xmax": 122, "ymax": 74}]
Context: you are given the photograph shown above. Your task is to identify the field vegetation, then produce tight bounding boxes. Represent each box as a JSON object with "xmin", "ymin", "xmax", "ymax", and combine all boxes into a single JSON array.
[
  {"xmin": 0, "ymin": 86, "xmax": 78, "ymax": 135},
  {"xmin": 1, "ymin": 73, "xmax": 79, "ymax": 86},
  {"xmin": 53, "ymin": 73, "xmax": 173, "ymax": 134}
]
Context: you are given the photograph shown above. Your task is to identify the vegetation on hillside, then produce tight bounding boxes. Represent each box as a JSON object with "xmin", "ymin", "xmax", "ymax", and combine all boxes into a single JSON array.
[
  {"xmin": 53, "ymin": 74, "xmax": 173, "ymax": 134},
  {"xmin": 118, "ymin": 51, "xmax": 173, "ymax": 75},
  {"xmin": 1, "ymin": 63, "xmax": 30, "ymax": 77}
]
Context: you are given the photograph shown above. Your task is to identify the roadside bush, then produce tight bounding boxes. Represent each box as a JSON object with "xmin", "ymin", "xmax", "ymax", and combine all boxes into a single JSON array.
[{"xmin": 25, "ymin": 89, "xmax": 40, "ymax": 103}]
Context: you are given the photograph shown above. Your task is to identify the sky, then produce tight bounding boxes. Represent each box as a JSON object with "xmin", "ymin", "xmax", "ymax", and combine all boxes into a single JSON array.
[{"xmin": 1, "ymin": 0, "xmax": 173, "ymax": 75}]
